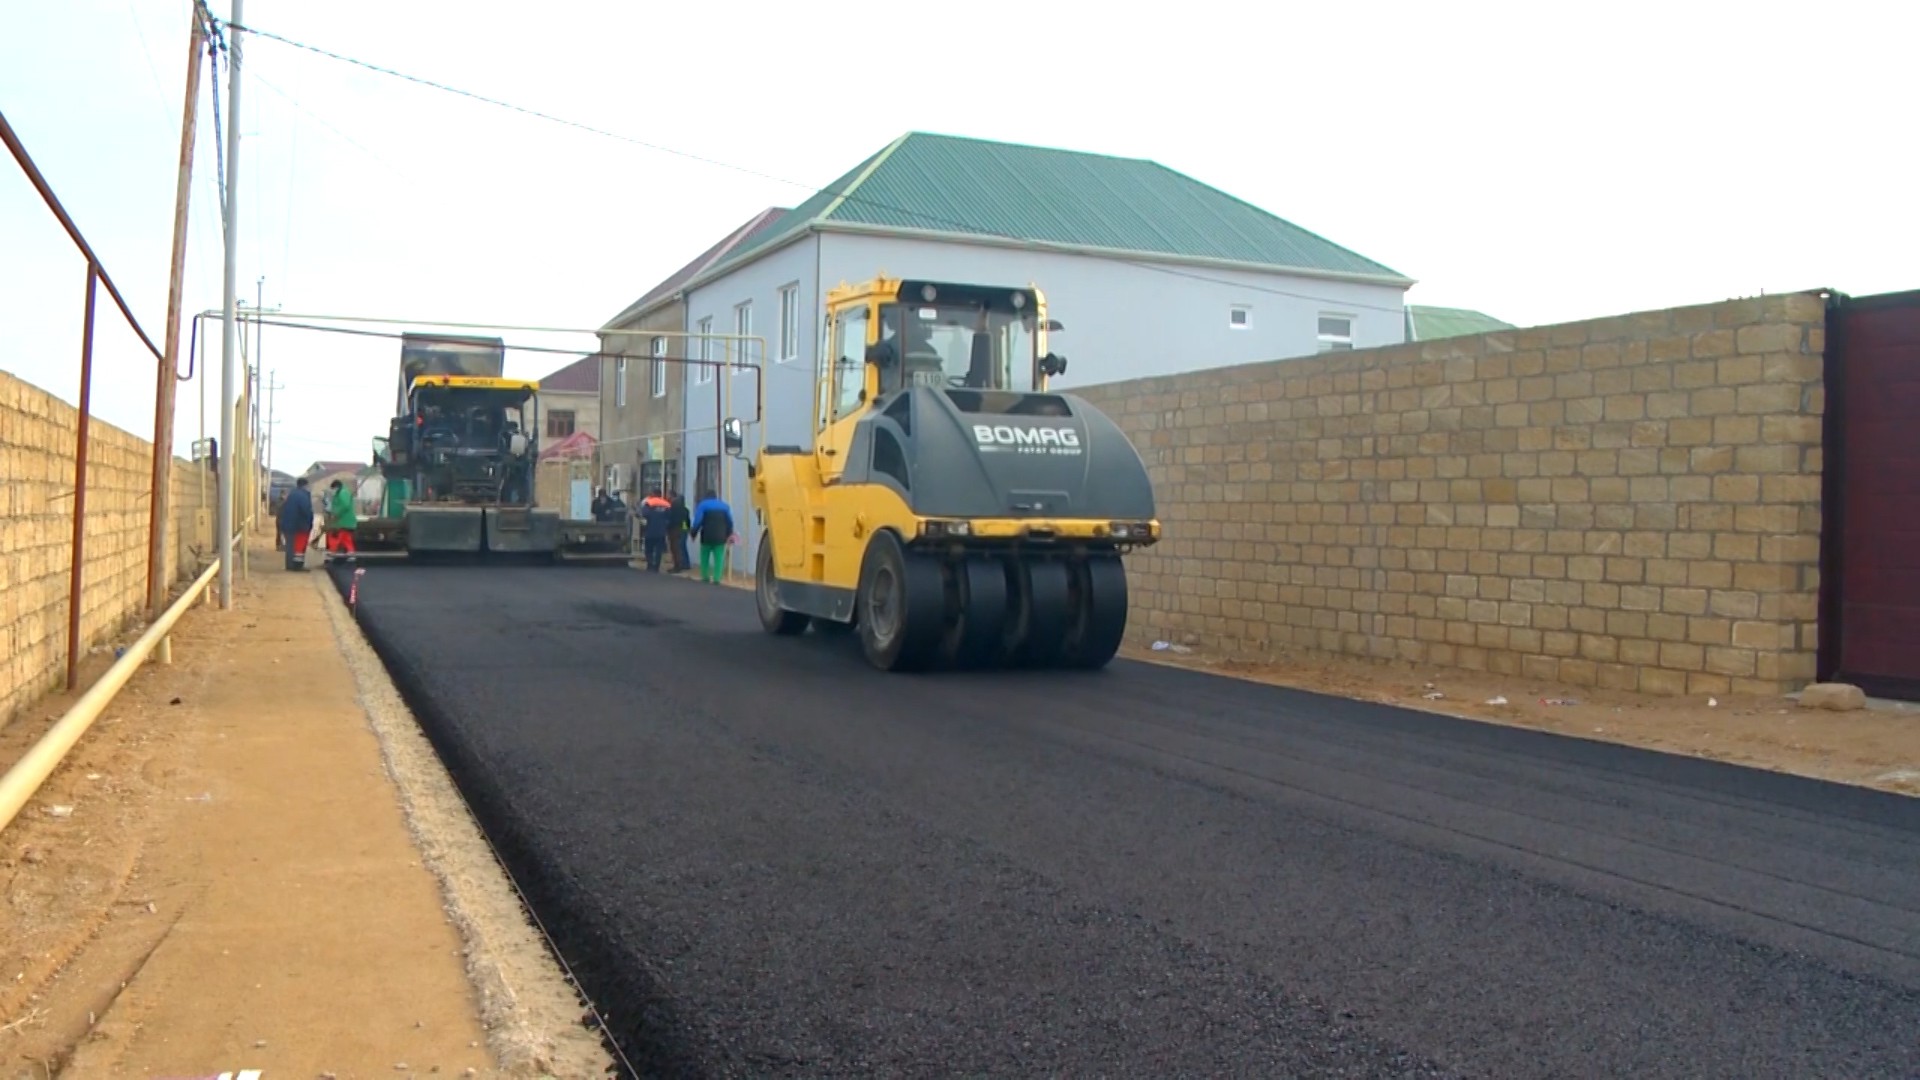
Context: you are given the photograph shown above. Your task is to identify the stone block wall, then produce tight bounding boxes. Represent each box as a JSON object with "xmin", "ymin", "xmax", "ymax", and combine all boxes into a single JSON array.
[
  {"xmin": 1075, "ymin": 292, "xmax": 1828, "ymax": 697},
  {"xmin": 2, "ymin": 370, "xmax": 216, "ymax": 724}
]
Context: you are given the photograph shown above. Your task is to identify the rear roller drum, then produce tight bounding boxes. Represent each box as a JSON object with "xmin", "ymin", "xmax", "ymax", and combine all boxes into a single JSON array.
[
  {"xmin": 857, "ymin": 531, "xmax": 946, "ymax": 672},
  {"xmin": 1061, "ymin": 555, "xmax": 1129, "ymax": 669},
  {"xmin": 939, "ymin": 557, "xmax": 1010, "ymax": 669}
]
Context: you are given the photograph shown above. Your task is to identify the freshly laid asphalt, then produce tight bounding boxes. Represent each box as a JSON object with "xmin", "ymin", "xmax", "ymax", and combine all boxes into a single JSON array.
[{"xmin": 332, "ymin": 562, "xmax": 1920, "ymax": 1079}]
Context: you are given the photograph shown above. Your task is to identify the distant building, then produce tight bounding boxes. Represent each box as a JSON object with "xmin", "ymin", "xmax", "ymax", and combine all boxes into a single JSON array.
[
  {"xmin": 1405, "ymin": 305, "xmax": 1515, "ymax": 341},
  {"xmin": 532, "ymin": 354, "xmax": 601, "ymax": 446},
  {"xmin": 596, "ymin": 208, "xmax": 786, "ymax": 500}
]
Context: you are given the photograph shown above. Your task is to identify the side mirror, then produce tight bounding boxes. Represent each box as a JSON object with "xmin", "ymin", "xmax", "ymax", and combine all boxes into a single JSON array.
[
  {"xmin": 722, "ymin": 417, "xmax": 744, "ymax": 457},
  {"xmin": 1040, "ymin": 353, "xmax": 1069, "ymax": 378},
  {"xmin": 1045, "ymin": 319, "xmax": 1065, "ymax": 333}
]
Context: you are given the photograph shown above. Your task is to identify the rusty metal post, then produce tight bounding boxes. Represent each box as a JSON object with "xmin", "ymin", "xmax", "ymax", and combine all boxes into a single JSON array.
[
  {"xmin": 68, "ymin": 265, "xmax": 99, "ymax": 690},
  {"xmin": 146, "ymin": 10, "xmax": 207, "ymax": 616}
]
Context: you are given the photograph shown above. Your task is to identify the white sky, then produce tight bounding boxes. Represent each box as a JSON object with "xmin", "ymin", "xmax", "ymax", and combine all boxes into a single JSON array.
[{"xmin": 2, "ymin": 0, "xmax": 1912, "ymax": 470}]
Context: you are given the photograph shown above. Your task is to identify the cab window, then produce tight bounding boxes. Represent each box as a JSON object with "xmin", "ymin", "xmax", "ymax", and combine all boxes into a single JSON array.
[{"xmin": 828, "ymin": 305, "xmax": 869, "ymax": 423}]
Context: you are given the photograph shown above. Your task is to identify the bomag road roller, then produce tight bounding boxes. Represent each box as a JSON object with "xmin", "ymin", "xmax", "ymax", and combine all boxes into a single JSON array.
[{"xmin": 722, "ymin": 276, "xmax": 1159, "ymax": 673}]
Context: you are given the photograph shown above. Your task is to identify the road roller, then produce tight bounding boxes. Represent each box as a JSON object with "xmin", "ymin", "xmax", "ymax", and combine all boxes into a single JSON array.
[{"xmin": 722, "ymin": 276, "xmax": 1160, "ymax": 672}]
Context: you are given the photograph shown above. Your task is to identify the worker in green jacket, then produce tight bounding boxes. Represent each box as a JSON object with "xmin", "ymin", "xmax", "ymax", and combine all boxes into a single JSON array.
[{"xmin": 326, "ymin": 479, "xmax": 359, "ymax": 563}]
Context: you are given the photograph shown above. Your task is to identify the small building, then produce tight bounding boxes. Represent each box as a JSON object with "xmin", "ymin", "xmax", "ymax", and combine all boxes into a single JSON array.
[
  {"xmin": 1405, "ymin": 304, "xmax": 1515, "ymax": 341},
  {"xmin": 531, "ymin": 355, "xmax": 601, "ymax": 449},
  {"xmin": 596, "ymin": 208, "xmax": 786, "ymax": 500},
  {"xmin": 673, "ymin": 130, "xmax": 1411, "ymax": 571}
]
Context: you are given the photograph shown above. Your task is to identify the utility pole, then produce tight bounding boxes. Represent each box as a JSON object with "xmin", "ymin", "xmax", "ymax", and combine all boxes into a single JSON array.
[
  {"xmin": 146, "ymin": 7, "xmax": 206, "ymax": 616},
  {"xmin": 216, "ymin": 0, "xmax": 243, "ymax": 609}
]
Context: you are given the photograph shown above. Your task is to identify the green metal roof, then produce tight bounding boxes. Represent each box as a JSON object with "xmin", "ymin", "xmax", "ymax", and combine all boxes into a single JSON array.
[
  {"xmin": 702, "ymin": 131, "xmax": 1408, "ymax": 284},
  {"xmin": 1405, "ymin": 305, "xmax": 1515, "ymax": 341}
]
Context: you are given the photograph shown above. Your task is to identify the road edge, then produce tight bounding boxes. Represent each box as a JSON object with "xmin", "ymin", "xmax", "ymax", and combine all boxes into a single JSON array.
[
  {"xmin": 1120, "ymin": 649, "xmax": 1919, "ymax": 799},
  {"xmin": 314, "ymin": 573, "xmax": 619, "ymax": 1079}
]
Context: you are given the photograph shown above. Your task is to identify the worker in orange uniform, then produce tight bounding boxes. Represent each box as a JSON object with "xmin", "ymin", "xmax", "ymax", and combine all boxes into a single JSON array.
[{"xmin": 638, "ymin": 487, "xmax": 673, "ymax": 572}]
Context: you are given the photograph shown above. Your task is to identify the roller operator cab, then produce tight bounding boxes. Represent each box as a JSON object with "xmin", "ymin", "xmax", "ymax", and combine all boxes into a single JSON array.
[{"xmin": 723, "ymin": 277, "xmax": 1160, "ymax": 672}]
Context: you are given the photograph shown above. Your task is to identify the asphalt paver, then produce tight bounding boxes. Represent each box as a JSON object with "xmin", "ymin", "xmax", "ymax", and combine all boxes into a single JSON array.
[{"xmin": 334, "ymin": 562, "xmax": 1920, "ymax": 1079}]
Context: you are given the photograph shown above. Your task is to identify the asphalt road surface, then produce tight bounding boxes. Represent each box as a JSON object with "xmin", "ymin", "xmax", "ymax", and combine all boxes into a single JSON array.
[{"xmin": 335, "ymin": 562, "xmax": 1920, "ymax": 1079}]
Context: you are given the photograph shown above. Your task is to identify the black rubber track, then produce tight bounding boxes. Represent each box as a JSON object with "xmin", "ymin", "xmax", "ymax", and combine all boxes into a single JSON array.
[{"xmin": 329, "ymin": 562, "xmax": 1920, "ymax": 1079}]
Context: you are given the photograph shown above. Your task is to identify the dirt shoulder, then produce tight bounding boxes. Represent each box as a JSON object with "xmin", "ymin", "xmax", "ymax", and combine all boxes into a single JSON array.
[
  {"xmin": 1122, "ymin": 643, "xmax": 1920, "ymax": 797},
  {"xmin": 1, "ymin": 541, "xmax": 614, "ymax": 1078}
]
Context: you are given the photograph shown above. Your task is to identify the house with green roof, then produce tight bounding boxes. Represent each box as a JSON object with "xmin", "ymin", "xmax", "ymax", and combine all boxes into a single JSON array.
[
  {"xmin": 1404, "ymin": 305, "xmax": 1515, "ymax": 341},
  {"xmin": 671, "ymin": 130, "xmax": 1412, "ymax": 542}
]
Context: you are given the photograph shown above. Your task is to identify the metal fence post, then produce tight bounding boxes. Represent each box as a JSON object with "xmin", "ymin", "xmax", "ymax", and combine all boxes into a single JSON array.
[{"xmin": 67, "ymin": 264, "xmax": 98, "ymax": 690}]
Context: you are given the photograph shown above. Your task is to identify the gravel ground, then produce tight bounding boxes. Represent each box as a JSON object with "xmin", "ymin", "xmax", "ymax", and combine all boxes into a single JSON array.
[{"xmin": 333, "ymin": 562, "xmax": 1920, "ymax": 1080}]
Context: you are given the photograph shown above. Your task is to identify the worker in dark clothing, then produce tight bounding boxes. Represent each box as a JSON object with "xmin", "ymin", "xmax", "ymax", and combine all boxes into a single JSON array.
[
  {"xmin": 278, "ymin": 477, "xmax": 315, "ymax": 571},
  {"xmin": 689, "ymin": 488, "xmax": 735, "ymax": 584},
  {"xmin": 638, "ymin": 488, "xmax": 672, "ymax": 571},
  {"xmin": 667, "ymin": 492, "xmax": 692, "ymax": 573}
]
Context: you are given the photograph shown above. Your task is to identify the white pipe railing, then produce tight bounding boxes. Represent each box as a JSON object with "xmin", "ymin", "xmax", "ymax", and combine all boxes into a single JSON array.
[{"xmin": 0, "ymin": 525, "xmax": 247, "ymax": 835}]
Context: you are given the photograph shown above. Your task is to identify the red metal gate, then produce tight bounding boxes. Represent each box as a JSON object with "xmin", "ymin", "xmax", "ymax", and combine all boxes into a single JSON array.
[{"xmin": 1821, "ymin": 290, "xmax": 1920, "ymax": 699}]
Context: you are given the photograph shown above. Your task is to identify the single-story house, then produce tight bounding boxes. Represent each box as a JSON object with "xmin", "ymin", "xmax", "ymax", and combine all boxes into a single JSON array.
[{"xmin": 1405, "ymin": 304, "xmax": 1515, "ymax": 341}]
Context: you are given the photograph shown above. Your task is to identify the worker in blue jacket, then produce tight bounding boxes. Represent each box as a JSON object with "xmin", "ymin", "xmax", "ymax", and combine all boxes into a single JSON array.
[
  {"xmin": 688, "ymin": 488, "xmax": 734, "ymax": 584},
  {"xmin": 278, "ymin": 477, "xmax": 315, "ymax": 571}
]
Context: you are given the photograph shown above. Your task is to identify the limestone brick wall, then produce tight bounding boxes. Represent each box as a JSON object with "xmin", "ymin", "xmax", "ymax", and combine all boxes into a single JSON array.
[
  {"xmin": 1075, "ymin": 292, "xmax": 1828, "ymax": 697},
  {"xmin": 2, "ymin": 371, "xmax": 216, "ymax": 724}
]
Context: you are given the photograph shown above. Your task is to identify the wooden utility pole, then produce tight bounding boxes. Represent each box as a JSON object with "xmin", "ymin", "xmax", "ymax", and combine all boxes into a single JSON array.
[{"xmin": 146, "ymin": 8, "xmax": 208, "ymax": 615}]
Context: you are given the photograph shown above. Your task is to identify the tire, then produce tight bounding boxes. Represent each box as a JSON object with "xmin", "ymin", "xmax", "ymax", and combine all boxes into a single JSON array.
[
  {"xmin": 856, "ymin": 531, "xmax": 945, "ymax": 672},
  {"xmin": 1001, "ymin": 559, "xmax": 1072, "ymax": 668},
  {"xmin": 1061, "ymin": 555, "xmax": 1129, "ymax": 669},
  {"xmin": 756, "ymin": 531, "xmax": 810, "ymax": 636},
  {"xmin": 939, "ymin": 557, "xmax": 1010, "ymax": 669}
]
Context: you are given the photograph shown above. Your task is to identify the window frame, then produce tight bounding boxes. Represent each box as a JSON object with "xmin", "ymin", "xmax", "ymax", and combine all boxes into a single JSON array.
[
  {"xmin": 734, "ymin": 301, "xmax": 754, "ymax": 376},
  {"xmin": 1317, "ymin": 312, "xmax": 1355, "ymax": 352},
  {"xmin": 695, "ymin": 316, "xmax": 714, "ymax": 384},
  {"xmin": 1230, "ymin": 305, "xmax": 1252, "ymax": 330},
  {"xmin": 650, "ymin": 336, "xmax": 667, "ymax": 398},
  {"xmin": 614, "ymin": 355, "xmax": 627, "ymax": 408},
  {"xmin": 778, "ymin": 283, "xmax": 801, "ymax": 363}
]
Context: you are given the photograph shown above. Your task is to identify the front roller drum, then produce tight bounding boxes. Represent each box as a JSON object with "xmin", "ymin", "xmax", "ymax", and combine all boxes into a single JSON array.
[{"xmin": 858, "ymin": 531, "xmax": 947, "ymax": 672}]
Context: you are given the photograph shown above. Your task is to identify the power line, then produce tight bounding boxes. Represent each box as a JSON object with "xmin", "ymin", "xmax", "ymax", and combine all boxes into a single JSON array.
[{"xmin": 213, "ymin": 15, "xmax": 1414, "ymax": 317}]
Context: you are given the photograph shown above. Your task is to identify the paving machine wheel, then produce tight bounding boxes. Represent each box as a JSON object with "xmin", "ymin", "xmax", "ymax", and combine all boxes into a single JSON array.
[
  {"xmin": 756, "ymin": 533, "xmax": 811, "ymax": 636},
  {"xmin": 857, "ymin": 531, "xmax": 947, "ymax": 672}
]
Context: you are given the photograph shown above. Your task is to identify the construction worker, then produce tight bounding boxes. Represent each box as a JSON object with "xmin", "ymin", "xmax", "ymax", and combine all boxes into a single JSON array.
[
  {"xmin": 325, "ymin": 479, "xmax": 358, "ymax": 563},
  {"xmin": 638, "ymin": 487, "xmax": 672, "ymax": 572},
  {"xmin": 278, "ymin": 477, "xmax": 315, "ymax": 571},
  {"xmin": 688, "ymin": 488, "xmax": 734, "ymax": 584},
  {"xmin": 668, "ymin": 492, "xmax": 692, "ymax": 573}
]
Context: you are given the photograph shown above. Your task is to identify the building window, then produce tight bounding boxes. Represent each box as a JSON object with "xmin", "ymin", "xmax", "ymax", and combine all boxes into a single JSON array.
[
  {"xmin": 779, "ymin": 284, "xmax": 800, "ymax": 362},
  {"xmin": 695, "ymin": 454, "xmax": 719, "ymax": 501},
  {"xmin": 546, "ymin": 409, "xmax": 576, "ymax": 438},
  {"xmin": 734, "ymin": 301, "xmax": 753, "ymax": 373},
  {"xmin": 695, "ymin": 317, "xmax": 713, "ymax": 384},
  {"xmin": 615, "ymin": 356, "xmax": 627, "ymax": 408},
  {"xmin": 1317, "ymin": 314, "xmax": 1354, "ymax": 352},
  {"xmin": 650, "ymin": 336, "xmax": 667, "ymax": 398},
  {"xmin": 1230, "ymin": 305, "xmax": 1251, "ymax": 329}
]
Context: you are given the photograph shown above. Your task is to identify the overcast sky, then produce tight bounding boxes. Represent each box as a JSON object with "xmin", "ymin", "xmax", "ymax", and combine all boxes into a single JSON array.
[{"xmin": 2, "ymin": 0, "xmax": 1911, "ymax": 470}]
